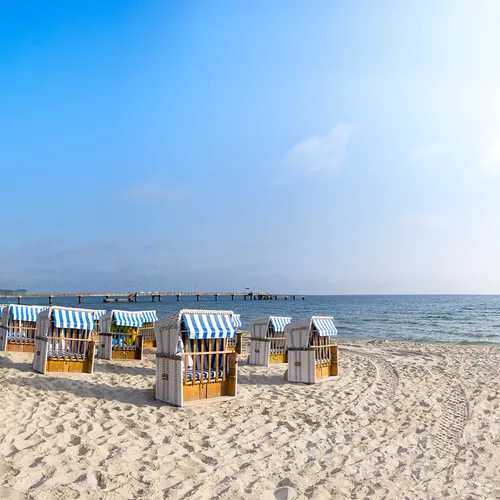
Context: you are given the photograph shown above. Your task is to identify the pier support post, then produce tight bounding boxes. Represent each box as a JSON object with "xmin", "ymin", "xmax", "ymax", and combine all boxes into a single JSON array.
[
  {"xmin": 302, "ymin": 296, "xmax": 305, "ymax": 300},
  {"xmin": 196, "ymin": 294, "xmax": 200, "ymax": 301},
  {"xmin": 177, "ymin": 294, "xmax": 180, "ymax": 302},
  {"xmin": 244, "ymin": 295, "xmax": 247, "ymax": 300},
  {"xmin": 17, "ymin": 296, "xmax": 21, "ymax": 305},
  {"xmin": 78, "ymin": 295, "xmax": 82, "ymax": 304},
  {"xmin": 215, "ymin": 294, "xmax": 218, "ymax": 301},
  {"xmin": 49, "ymin": 296, "xmax": 53, "ymax": 305},
  {"xmin": 293, "ymin": 295, "xmax": 296, "ymax": 300},
  {"xmin": 231, "ymin": 294, "xmax": 234, "ymax": 300},
  {"xmin": 134, "ymin": 294, "xmax": 138, "ymax": 303},
  {"xmin": 158, "ymin": 295, "xmax": 161, "ymax": 302},
  {"xmin": 285, "ymin": 296, "xmax": 288, "ymax": 300},
  {"xmin": 152, "ymin": 295, "xmax": 155, "ymax": 302}
]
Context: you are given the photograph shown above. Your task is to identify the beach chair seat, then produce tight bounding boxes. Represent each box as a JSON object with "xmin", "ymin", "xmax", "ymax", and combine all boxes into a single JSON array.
[
  {"xmin": 47, "ymin": 349, "xmax": 84, "ymax": 360},
  {"xmin": 185, "ymin": 369, "xmax": 224, "ymax": 381}
]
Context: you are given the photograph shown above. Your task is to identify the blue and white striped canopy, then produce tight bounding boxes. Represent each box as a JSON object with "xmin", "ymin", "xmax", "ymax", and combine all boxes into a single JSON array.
[
  {"xmin": 141, "ymin": 310, "xmax": 158, "ymax": 323},
  {"xmin": 93, "ymin": 310, "xmax": 106, "ymax": 319},
  {"xmin": 270, "ymin": 316, "xmax": 292, "ymax": 333},
  {"xmin": 312, "ymin": 317, "xmax": 337, "ymax": 336},
  {"xmin": 232, "ymin": 314, "xmax": 242, "ymax": 328},
  {"xmin": 10, "ymin": 305, "xmax": 48, "ymax": 322},
  {"xmin": 182, "ymin": 313, "xmax": 235, "ymax": 339},
  {"xmin": 52, "ymin": 309, "xmax": 95, "ymax": 330},
  {"xmin": 113, "ymin": 311, "xmax": 144, "ymax": 327}
]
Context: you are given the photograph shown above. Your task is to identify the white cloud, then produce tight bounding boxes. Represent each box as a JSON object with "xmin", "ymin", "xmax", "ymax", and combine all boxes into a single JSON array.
[
  {"xmin": 120, "ymin": 177, "xmax": 189, "ymax": 204},
  {"xmin": 410, "ymin": 142, "xmax": 443, "ymax": 161},
  {"xmin": 284, "ymin": 123, "xmax": 360, "ymax": 172}
]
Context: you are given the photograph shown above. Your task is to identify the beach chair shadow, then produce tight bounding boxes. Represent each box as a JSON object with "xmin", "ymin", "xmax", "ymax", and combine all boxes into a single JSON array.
[
  {"xmin": 3, "ymin": 374, "xmax": 162, "ymax": 407},
  {"xmin": 0, "ymin": 354, "xmax": 35, "ymax": 373},
  {"xmin": 239, "ymin": 373, "xmax": 286, "ymax": 386},
  {"xmin": 93, "ymin": 361, "xmax": 156, "ymax": 377}
]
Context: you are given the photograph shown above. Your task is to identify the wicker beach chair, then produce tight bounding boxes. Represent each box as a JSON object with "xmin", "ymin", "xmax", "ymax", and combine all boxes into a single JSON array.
[
  {"xmin": 90, "ymin": 309, "xmax": 106, "ymax": 352},
  {"xmin": 0, "ymin": 305, "xmax": 49, "ymax": 353},
  {"xmin": 249, "ymin": 316, "xmax": 292, "ymax": 366},
  {"xmin": 284, "ymin": 316, "xmax": 338, "ymax": 384},
  {"xmin": 32, "ymin": 306, "xmax": 98, "ymax": 374},
  {"xmin": 227, "ymin": 314, "xmax": 243, "ymax": 354},
  {"xmin": 137, "ymin": 310, "xmax": 158, "ymax": 348},
  {"xmin": 98, "ymin": 310, "xmax": 153, "ymax": 360},
  {"xmin": 154, "ymin": 309, "xmax": 238, "ymax": 407}
]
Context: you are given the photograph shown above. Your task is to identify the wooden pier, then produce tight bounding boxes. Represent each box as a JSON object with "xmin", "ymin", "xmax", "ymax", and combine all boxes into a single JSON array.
[{"xmin": 0, "ymin": 291, "xmax": 306, "ymax": 305}]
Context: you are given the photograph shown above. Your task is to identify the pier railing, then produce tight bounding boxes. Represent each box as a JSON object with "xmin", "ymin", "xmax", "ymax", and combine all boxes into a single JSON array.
[{"xmin": 0, "ymin": 291, "xmax": 305, "ymax": 304}]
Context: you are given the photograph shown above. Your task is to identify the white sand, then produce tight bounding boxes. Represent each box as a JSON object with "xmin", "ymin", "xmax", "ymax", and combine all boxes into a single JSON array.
[{"xmin": 0, "ymin": 338, "xmax": 499, "ymax": 499}]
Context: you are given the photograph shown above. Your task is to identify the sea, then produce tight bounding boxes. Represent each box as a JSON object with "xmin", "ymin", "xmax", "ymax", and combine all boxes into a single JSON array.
[{"xmin": 2, "ymin": 294, "xmax": 500, "ymax": 345}]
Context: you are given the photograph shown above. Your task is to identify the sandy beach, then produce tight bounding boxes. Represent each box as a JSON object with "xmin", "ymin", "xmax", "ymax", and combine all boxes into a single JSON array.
[{"xmin": 0, "ymin": 338, "xmax": 499, "ymax": 499}]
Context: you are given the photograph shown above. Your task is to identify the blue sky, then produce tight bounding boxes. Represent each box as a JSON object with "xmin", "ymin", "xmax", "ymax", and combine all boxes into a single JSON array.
[{"xmin": 1, "ymin": 1, "xmax": 500, "ymax": 294}]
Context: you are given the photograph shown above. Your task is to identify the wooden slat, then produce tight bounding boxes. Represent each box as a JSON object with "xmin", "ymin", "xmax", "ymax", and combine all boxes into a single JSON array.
[
  {"xmin": 222, "ymin": 338, "xmax": 226, "ymax": 380},
  {"xmin": 200, "ymin": 338, "xmax": 205, "ymax": 384}
]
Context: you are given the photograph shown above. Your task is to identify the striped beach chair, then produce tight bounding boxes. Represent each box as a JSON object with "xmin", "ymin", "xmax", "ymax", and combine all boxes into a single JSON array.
[
  {"xmin": 154, "ymin": 309, "xmax": 238, "ymax": 407},
  {"xmin": 0, "ymin": 305, "xmax": 49, "ymax": 353},
  {"xmin": 227, "ymin": 314, "xmax": 243, "ymax": 354},
  {"xmin": 138, "ymin": 310, "xmax": 158, "ymax": 348},
  {"xmin": 32, "ymin": 307, "xmax": 98, "ymax": 374},
  {"xmin": 98, "ymin": 310, "xmax": 151, "ymax": 360},
  {"xmin": 249, "ymin": 316, "xmax": 292, "ymax": 366},
  {"xmin": 284, "ymin": 316, "xmax": 339, "ymax": 384},
  {"xmin": 90, "ymin": 309, "xmax": 106, "ymax": 351}
]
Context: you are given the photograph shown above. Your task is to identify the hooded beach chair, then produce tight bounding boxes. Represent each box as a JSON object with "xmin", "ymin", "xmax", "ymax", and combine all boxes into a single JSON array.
[
  {"xmin": 98, "ymin": 310, "xmax": 153, "ymax": 360},
  {"xmin": 227, "ymin": 314, "xmax": 243, "ymax": 354},
  {"xmin": 284, "ymin": 316, "xmax": 339, "ymax": 384},
  {"xmin": 154, "ymin": 309, "xmax": 238, "ymax": 407},
  {"xmin": 249, "ymin": 316, "xmax": 292, "ymax": 366},
  {"xmin": 137, "ymin": 310, "xmax": 158, "ymax": 348},
  {"xmin": 0, "ymin": 305, "xmax": 49, "ymax": 353},
  {"xmin": 32, "ymin": 306, "xmax": 98, "ymax": 374}
]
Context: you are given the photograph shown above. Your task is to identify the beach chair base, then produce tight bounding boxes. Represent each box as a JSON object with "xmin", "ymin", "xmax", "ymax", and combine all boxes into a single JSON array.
[
  {"xmin": 183, "ymin": 377, "xmax": 236, "ymax": 403},
  {"xmin": 33, "ymin": 340, "xmax": 96, "ymax": 375},
  {"xmin": 153, "ymin": 379, "xmax": 237, "ymax": 405},
  {"xmin": 99, "ymin": 335, "xmax": 143, "ymax": 361},
  {"xmin": 287, "ymin": 346, "xmax": 339, "ymax": 384},
  {"xmin": 111, "ymin": 348, "xmax": 142, "ymax": 360},
  {"xmin": 143, "ymin": 339, "xmax": 156, "ymax": 349},
  {"xmin": 155, "ymin": 352, "xmax": 237, "ymax": 407},
  {"xmin": 6, "ymin": 341, "xmax": 35, "ymax": 353},
  {"xmin": 249, "ymin": 339, "xmax": 271, "ymax": 366},
  {"xmin": 46, "ymin": 358, "xmax": 94, "ymax": 373},
  {"xmin": 269, "ymin": 353, "xmax": 287, "ymax": 364},
  {"xmin": 316, "ymin": 346, "xmax": 338, "ymax": 379}
]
